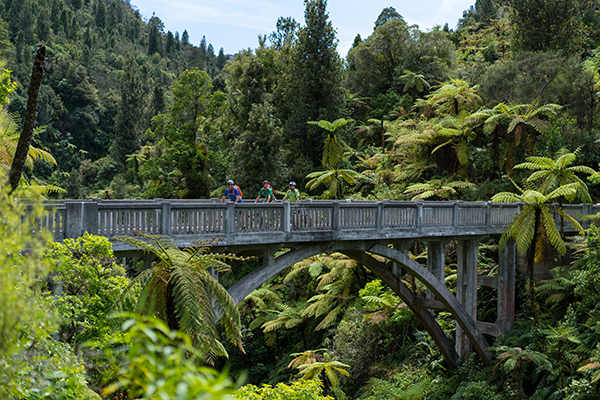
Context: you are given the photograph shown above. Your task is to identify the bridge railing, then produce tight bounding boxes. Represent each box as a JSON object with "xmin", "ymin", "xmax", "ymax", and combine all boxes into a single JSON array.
[{"xmin": 37, "ymin": 199, "xmax": 597, "ymax": 242}]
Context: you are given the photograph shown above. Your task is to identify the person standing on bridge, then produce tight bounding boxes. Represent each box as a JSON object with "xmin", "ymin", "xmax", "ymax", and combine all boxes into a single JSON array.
[
  {"xmin": 282, "ymin": 181, "xmax": 300, "ymax": 203},
  {"xmin": 255, "ymin": 180, "xmax": 276, "ymax": 203},
  {"xmin": 221, "ymin": 180, "xmax": 242, "ymax": 203}
]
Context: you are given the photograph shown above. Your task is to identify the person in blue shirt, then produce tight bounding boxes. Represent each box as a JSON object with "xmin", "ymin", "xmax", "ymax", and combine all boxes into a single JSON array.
[{"xmin": 221, "ymin": 180, "xmax": 242, "ymax": 203}]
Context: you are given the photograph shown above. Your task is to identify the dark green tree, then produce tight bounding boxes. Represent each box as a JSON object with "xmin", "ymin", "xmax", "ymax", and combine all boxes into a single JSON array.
[
  {"xmin": 268, "ymin": 16, "xmax": 299, "ymax": 49},
  {"xmin": 374, "ymin": 6, "xmax": 402, "ymax": 28},
  {"xmin": 165, "ymin": 30, "xmax": 175, "ymax": 54},
  {"xmin": 174, "ymin": 31, "xmax": 181, "ymax": 50},
  {"xmin": 474, "ymin": 0, "xmax": 497, "ymax": 23},
  {"xmin": 216, "ymin": 47, "xmax": 227, "ymax": 69},
  {"xmin": 150, "ymin": 84, "xmax": 166, "ymax": 117},
  {"xmin": 230, "ymin": 101, "xmax": 284, "ymax": 191},
  {"xmin": 181, "ymin": 29, "xmax": 189, "ymax": 45},
  {"xmin": 199, "ymin": 35, "xmax": 207, "ymax": 60},
  {"xmin": 36, "ymin": 9, "xmax": 52, "ymax": 43},
  {"xmin": 141, "ymin": 69, "xmax": 214, "ymax": 198},
  {"xmin": 346, "ymin": 18, "xmax": 455, "ymax": 98},
  {"xmin": 95, "ymin": 0, "xmax": 106, "ymax": 28},
  {"xmin": 505, "ymin": 0, "xmax": 591, "ymax": 55},
  {"xmin": 277, "ymin": 0, "xmax": 346, "ymax": 168},
  {"xmin": 147, "ymin": 20, "xmax": 161, "ymax": 55},
  {"xmin": 111, "ymin": 56, "xmax": 146, "ymax": 169}
]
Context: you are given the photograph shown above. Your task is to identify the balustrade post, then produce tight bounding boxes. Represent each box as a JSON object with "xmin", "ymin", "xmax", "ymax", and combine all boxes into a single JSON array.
[
  {"xmin": 64, "ymin": 201, "xmax": 83, "ymax": 239},
  {"xmin": 332, "ymin": 202, "xmax": 340, "ymax": 232},
  {"xmin": 64, "ymin": 200, "xmax": 98, "ymax": 238},
  {"xmin": 376, "ymin": 201, "xmax": 384, "ymax": 231},
  {"xmin": 282, "ymin": 201, "xmax": 291, "ymax": 233},
  {"xmin": 416, "ymin": 201, "xmax": 423, "ymax": 233},
  {"xmin": 83, "ymin": 200, "xmax": 98, "ymax": 235},
  {"xmin": 161, "ymin": 201, "xmax": 172, "ymax": 236},
  {"xmin": 452, "ymin": 201, "xmax": 460, "ymax": 233},
  {"xmin": 225, "ymin": 202, "xmax": 235, "ymax": 234},
  {"xmin": 486, "ymin": 201, "xmax": 491, "ymax": 228}
]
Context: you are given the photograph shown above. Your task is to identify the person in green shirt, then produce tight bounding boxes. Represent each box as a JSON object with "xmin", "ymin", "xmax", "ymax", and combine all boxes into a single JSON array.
[
  {"xmin": 255, "ymin": 180, "xmax": 276, "ymax": 203},
  {"xmin": 282, "ymin": 181, "xmax": 300, "ymax": 203}
]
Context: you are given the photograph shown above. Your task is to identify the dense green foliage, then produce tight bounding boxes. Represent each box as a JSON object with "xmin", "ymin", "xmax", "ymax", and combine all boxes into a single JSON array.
[
  {"xmin": 7, "ymin": 0, "xmax": 600, "ymax": 398},
  {"xmin": 0, "ymin": 189, "xmax": 99, "ymax": 399}
]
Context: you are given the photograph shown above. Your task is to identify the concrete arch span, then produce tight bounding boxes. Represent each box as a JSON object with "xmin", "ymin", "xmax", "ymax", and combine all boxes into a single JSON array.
[{"xmin": 227, "ymin": 240, "xmax": 491, "ymax": 367}]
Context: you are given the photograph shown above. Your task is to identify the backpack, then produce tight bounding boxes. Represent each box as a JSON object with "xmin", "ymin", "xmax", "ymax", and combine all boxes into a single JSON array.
[
  {"xmin": 227, "ymin": 185, "xmax": 242, "ymax": 198},
  {"xmin": 267, "ymin": 185, "xmax": 276, "ymax": 200}
]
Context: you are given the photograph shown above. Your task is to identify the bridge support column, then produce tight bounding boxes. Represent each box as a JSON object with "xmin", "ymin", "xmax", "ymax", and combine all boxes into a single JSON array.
[
  {"xmin": 456, "ymin": 238, "xmax": 479, "ymax": 358},
  {"xmin": 497, "ymin": 239, "xmax": 516, "ymax": 335},
  {"xmin": 426, "ymin": 240, "xmax": 446, "ymax": 302},
  {"xmin": 391, "ymin": 240, "xmax": 415, "ymax": 277}
]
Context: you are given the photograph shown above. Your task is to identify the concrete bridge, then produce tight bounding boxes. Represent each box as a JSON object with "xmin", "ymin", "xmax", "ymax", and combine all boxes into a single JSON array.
[{"xmin": 39, "ymin": 198, "xmax": 596, "ymax": 367}]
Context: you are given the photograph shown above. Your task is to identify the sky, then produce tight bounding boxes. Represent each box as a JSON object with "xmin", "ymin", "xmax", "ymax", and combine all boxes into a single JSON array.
[{"xmin": 129, "ymin": 0, "xmax": 476, "ymax": 57}]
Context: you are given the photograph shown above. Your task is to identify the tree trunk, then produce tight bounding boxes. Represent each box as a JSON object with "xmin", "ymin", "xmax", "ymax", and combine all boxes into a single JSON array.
[
  {"xmin": 165, "ymin": 281, "xmax": 179, "ymax": 331},
  {"xmin": 7, "ymin": 45, "xmax": 46, "ymax": 192},
  {"xmin": 528, "ymin": 210, "xmax": 541, "ymax": 326},
  {"xmin": 380, "ymin": 120, "xmax": 384, "ymax": 152}
]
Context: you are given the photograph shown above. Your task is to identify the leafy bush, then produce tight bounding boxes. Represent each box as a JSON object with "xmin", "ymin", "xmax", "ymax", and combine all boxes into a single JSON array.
[
  {"xmin": 234, "ymin": 380, "xmax": 333, "ymax": 400},
  {"xmin": 450, "ymin": 381, "xmax": 502, "ymax": 400},
  {"xmin": 0, "ymin": 189, "xmax": 99, "ymax": 399},
  {"xmin": 44, "ymin": 233, "xmax": 133, "ymax": 347},
  {"xmin": 104, "ymin": 314, "xmax": 237, "ymax": 399}
]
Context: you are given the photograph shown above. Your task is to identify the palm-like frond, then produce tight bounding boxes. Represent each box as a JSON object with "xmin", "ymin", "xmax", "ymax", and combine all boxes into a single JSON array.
[
  {"xmin": 578, "ymin": 360, "xmax": 600, "ymax": 382},
  {"xmin": 114, "ymin": 233, "xmax": 246, "ymax": 359},
  {"xmin": 404, "ymin": 178, "xmax": 475, "ymax": 200},
  {"xmin": 296, "ymin": 360, "xmax": 350, "ymax": 389},
  {"xmin": 288, "ymin": 349, "xmax": 327, "ymax": 369},
  {"xmin": 515, "ymin": 149, "xmax": 595, "ymax": 204}
]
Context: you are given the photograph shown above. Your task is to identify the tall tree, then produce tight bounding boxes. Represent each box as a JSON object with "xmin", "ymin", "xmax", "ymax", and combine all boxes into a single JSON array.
[
  {"xmin": 147, "ymin": 20, "xmax": 161, "ymax": 55},
  {"xmin": 140, "ymin": 69, "xmax": 214, "ymax": 198},
  {"xmin": 492, "ymin": 180, "xmax": 584, "ymax": 324},
  {"xmin": 346, "ymin": 18, "xmax": 455, "ymax": 98},
  {"xmin": 216, "ymin": 47, "xmax": 227, "ymax": 69},
  {"xmin": 165, "ymin": 30, "xmax": 175, "ymax": 54},
  {"xmin": 95, "ymin": 0, "xmax": 106, "ymax": 28},
  {"xmin": 374, "ymin": 6, "xmax": 402, "ymax": 28},
  {"xmin": 8, "ymin": 45, "xmax": 45, "ymax": 192},
  {"xmin": 277, "ymin": 0, "xmax": 346, "ymax": 168},
  {"xmin": 505, "ymin": 0, "xmax": 591, "ymax": 55},
  {"xmin": 111, "ymin": 56, "xmax": 146, "ymax": 168},
  {"xmin": 268, "ymin": 16, "xmax": 299, "ymax": 50}
]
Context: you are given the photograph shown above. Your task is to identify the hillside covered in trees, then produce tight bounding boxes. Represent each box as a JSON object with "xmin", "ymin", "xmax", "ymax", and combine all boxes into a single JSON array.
[{"xmin": 6, "ymin": 0, "xmax": 600, "ymax": 399}]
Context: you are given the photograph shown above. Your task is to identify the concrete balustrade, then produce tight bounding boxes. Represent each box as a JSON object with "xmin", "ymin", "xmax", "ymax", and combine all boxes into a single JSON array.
[{"xmin": 39, "ymin": 199, "xmax": 593, "ymax": 251}]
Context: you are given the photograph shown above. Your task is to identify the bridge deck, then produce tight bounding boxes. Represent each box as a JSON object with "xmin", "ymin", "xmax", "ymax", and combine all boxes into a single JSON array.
[{"xmin": 38, "ymin": 199, "xmax": 595, "ymax": 250}]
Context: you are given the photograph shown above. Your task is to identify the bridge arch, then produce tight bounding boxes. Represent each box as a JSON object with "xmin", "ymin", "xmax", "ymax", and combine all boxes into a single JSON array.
[{"xmin": 227, "ymin": 240, "xmax": 491, "ymax": 367}]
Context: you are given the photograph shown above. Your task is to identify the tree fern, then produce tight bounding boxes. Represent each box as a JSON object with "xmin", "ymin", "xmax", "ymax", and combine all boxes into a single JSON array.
[{"xmin": 114, "ymin": 233, "xmax": 247, "ymax": 360}]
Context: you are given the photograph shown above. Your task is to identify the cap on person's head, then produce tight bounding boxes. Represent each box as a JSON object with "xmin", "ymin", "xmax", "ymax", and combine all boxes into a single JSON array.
[
  {"xmin": 227, "ymin": 180, "xmax": 234, "ymax": 185},
  {"xmin": 262, "ymin": 180, "xmax": 269, "ymax": 185},
  {"xmin": 289, "ymin": 181, "xmax": 296, "ymax": 186}
]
